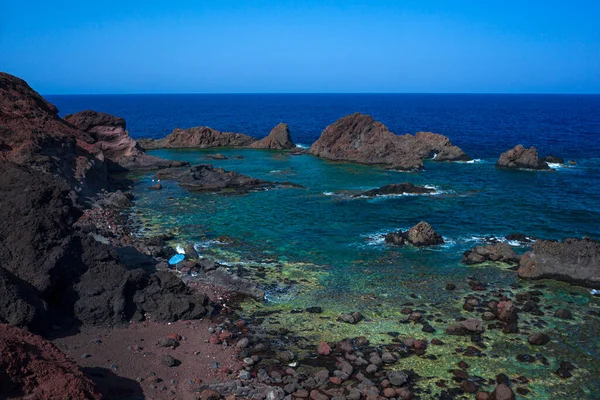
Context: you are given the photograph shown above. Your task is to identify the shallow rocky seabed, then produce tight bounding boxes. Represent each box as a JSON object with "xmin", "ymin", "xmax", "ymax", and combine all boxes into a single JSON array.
[{"xmin": 129, "ymin": 148, "xmax": 600, "ymax": 399}]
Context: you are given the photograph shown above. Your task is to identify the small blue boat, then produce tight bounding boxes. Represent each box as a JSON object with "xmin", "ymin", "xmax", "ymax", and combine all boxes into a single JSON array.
[{"xmin": 168, "ymin": 254, "xmax": 185, "ymax": 265}]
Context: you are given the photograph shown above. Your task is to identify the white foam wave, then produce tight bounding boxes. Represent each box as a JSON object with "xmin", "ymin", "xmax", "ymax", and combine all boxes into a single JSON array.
[
  {"xmin": 296, "ymin": 143, "xmax": 310, "ymax": 149},
  {"xmin": 547, "ymin": 162, "xmax": 575, "ymax": 170},
  {"xmin": 176, "ymin": 244, "xmax": 185, "ymax": 254},
  {"xmin": 322, "ymin": 192, "xmax": 335, "ymax": 196}
]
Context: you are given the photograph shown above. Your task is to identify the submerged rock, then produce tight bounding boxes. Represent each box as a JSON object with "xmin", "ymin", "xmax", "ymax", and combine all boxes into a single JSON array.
[
  {"xmin": 250, "ymin": 123, "xmax": 296, "ymax": 150},
  {"xmin": 518, "ymin": 238, "xmax": 600, "ymax": 288},
  {"xmin": 308, "ymin": 113, "xmax": 470, "ymax": 171},
  {"xmin": 205, "ymin": 153, "xmax": 228, "ymax": 160},
  {"xmin": 544, "ymin": 155, "xmax": 565, "ymax": 164},
  {"xmin": 353, "ymin": 182, "xmax": 435, "ymax": 197},
  {"xmin": 386, "ymin": 221, "xmax": 444, "ymax": 247},
  {"xmin": 154, "ymin": 164, "xmax": 302, "ymax": 194},
  {"xmin": 463, "ymin": 243, "xmax": 521, "ymax": 265},
  {"xmin": 495, "ymin": 145, "xmax": 550, "ymax": 170}
]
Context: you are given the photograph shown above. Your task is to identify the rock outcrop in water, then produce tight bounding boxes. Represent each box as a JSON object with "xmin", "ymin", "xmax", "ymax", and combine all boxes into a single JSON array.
[
  {"xmin": 463, "ymin": 243, "xmax": 521, "ymax": 265},
  {"xmin": 354, "ymin": 182, "xmax": 435, "ymax": 197},
  {"xmin": 0, "ymin": 324, "xmax": 101, "ymax": 399},
  {"xmin": 308, "ymin": 113, "xmax": 471, "ymax": 170},
  {"xmin": 250, "ymin": 123, "xmax": 296, "ymax": 150},
  {"xmin": 138, "ymin": 126, "xmax": 257, "ymax": 150},
  {"xmin": 518, "ymin": 238, "xmax": 600, "ymax": 287},
  {"xmin": 154, "ymin": 164, "xmax": 303, "ymax": 193},
  {"xmin": 385, "ymin": 221, "xmax": 444, "ymax": 247},
  {"xmin": 495, "ymin": 145, "xmax": 550, "ymax": 170}
]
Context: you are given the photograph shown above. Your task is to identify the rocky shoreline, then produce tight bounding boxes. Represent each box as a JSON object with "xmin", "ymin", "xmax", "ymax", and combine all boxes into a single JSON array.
[{"xmin": 1, "ymin": 71, "xmax": 599, "ymax": 399}]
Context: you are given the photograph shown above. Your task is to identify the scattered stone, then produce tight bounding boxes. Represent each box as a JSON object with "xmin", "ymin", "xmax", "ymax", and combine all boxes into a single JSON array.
[
  {"xmin": 236, "ymin": 338, "xmax": 249, "ymax": 349},
  {"xmin": 556, "ymin": 361, "xmax": 576, "ymax": 378},
  {"xmin": 554, "ymin": 308, "xmax": 573, "ymax": 319},
  {"xmin": 446, "ymin": 318, "xmax": 484, "ymax": 335},
  {"xmin": 338, "ymin": 312, "xmax": 363, "ymax": 324},
  {"xmin": 528, "ymin": 332, "xmax": 550, "ymax": 345},
  {"xmin": 161, "ymin": 355, "xmax": 177, "ymax": 368},
  {"xmin": 387, "ymin": 370, "xmax": 408, "ymax": 386},
  {"xmin": 491, "ymin": 383, "xmax": 515, "ymax": 400},
  {"xmin": 156, "ymin": 338, "xmax": 178, "ymax": 348},
  {"xmin": 317, "ymin": 342, "xmax": 332, "ymax": 356}
]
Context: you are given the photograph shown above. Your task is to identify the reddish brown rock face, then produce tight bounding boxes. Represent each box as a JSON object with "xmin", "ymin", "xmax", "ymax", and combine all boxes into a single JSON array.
[
  {"xmin": 64, "ymin": 110, "xmax": 187, "ymax": 172},
  {"xmin": 308, "ymin": 113, "xmax": 470, "ymax": 170},
  {"xmin": 0, "ymin": 73, "xmax": 185, "ymax": 188},
  {"xmin": 250, "ymin": 123, "xmax": 296, "ymax": 150},
  {"xmin": 0, "ymin": 324, "xmax": 102, "ymax": 399},
  {"xmin": 495, "ymin": 144, "xmax": 550, "ymax": 170},
  {"xmin": 138, "ymin": 126, "xmax": 257, "ymax": 150}
]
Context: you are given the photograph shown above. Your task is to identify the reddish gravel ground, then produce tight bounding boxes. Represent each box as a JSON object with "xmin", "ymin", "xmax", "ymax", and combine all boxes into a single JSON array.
[
  {"xmin": 52, "ymin": 319, "xmax": 241, "ymax": 400},
  {"xmin": 0, "ymin": 324, "xmax": 101, "ymax": 400}
]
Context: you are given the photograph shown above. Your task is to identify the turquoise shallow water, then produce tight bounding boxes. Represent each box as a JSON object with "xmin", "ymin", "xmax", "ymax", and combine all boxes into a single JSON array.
[{"xmin": 130, "ymin": 148, "xmax": 600, "ymax": 398}]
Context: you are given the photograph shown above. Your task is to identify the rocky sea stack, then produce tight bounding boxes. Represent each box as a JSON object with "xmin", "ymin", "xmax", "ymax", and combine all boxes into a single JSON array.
[
  {"xmin": 250, "ymin": 123, "xmax": 296, "ymax": 150},
  {"xmin": 385, "ymin": 221, "xmax": 445, "ymax": 246},
  {"xmin": 308, "ymin": 113, "xmax": 471, "ymax": 170},
  {"xmin": 496, "ymin": 145, "xmax": 550, "ymax": 170}
]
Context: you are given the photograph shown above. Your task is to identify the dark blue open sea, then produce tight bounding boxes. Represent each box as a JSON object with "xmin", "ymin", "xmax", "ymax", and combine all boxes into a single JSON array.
[{"xmin": 50, "ymin": 94, "xmax": 600, "ymax": 398}]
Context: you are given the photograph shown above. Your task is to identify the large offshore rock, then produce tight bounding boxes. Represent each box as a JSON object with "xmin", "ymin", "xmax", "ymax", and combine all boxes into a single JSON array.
[
  {"xmin": 495, "ymin": 145, "xmax": 549, "ymax": 170},
  {"xmin": 250, "ymin": 123, "xmax": 296, "ymax": 150},
  {"xmin": 308, "ymin": 113, "xmax": 470, "ymax": 170}
]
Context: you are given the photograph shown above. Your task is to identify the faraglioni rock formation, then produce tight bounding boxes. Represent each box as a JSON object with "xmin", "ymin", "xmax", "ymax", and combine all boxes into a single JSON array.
[
  {"xmin": 250, "ymin": 123, "xmax": 296, "ymax": 150},
  {"xmin": 308, "ymin": 113, "xmax": 471, "ymax": 171},
  {"xmin": 495, "ymin": 145, "xmax": 550, "ymax": 170},
  {"xmin": 518, "ymin": 238, "xmax": 600, "ymax": 287},
  {"xmin": 154, "ymin": 164, "xmax": 303, "ymax": 193},
  {"xmin": 385, "ymin": 221, "xmax": 445, "ymax": 247},
  {"xmin": 138, "ymin": 126, "xmax": 257, "ymax": 150}
]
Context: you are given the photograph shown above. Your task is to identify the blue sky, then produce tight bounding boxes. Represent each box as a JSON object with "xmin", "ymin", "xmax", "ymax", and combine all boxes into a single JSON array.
[{"xmin": 1, "ymin": 0, "xmax": 599, "ymax": 94}]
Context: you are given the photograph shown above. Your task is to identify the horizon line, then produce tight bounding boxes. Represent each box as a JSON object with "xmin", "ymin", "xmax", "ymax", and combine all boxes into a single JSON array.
[{"xmin": 44, "ymin": 92, "xmax": 600, "ymax": 96}]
